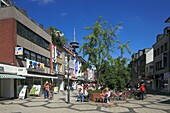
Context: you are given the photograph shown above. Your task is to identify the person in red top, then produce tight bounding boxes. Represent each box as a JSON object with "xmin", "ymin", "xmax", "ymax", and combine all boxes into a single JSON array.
[
  {"xmin": 140, "ymin": 83, "xmax": 145, "ymax": 100},
  {"xmin": 100, "ymin": 91, "xmax": 106, "ymax": 102}
]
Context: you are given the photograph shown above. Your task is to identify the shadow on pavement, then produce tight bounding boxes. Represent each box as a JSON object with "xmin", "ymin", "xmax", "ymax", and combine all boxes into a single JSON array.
[{"xmin": 159, "ymin": 99, "xmax": 170, "ymax": 104}]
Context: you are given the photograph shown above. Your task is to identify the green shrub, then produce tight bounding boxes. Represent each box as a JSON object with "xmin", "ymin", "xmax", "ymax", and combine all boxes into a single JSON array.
[{"xmin": 87, "ymin": 89, "xmax": 102, "ymax": 94}]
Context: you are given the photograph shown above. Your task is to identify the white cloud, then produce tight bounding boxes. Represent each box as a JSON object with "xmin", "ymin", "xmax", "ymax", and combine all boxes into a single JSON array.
[
  {"xmin": 30, "ymin": 0, "xmax": 55, "ymax": 5},
  {"xmin": 118, "ymin": 26, "xmax": 123, "ymax": 30},
  {"xmin": 116, "ymin": 26, "xmax": 123, "ymax": 35},
  {"xmin": 61, "ymin": 13, "xmax": 68, "ymax": 16}
]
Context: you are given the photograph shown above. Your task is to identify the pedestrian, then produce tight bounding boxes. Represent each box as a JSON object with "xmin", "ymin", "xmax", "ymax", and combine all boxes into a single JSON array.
[
  {"xmin": 44, "ymin": 81, "xmax": 50, "ymax": 99},
  {"xmin": 140, "ymin": 83, "xmax": 146, "ymax": 100},
  {"xmin": 49, "ymin": 82, "xmax": 54, "ymax": 99}
]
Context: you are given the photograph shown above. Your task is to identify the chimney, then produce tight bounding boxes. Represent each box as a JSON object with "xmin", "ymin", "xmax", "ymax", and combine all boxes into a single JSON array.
[{"xmin": 20, "ymin": 9, "xmax": 27, "ymax": 16}]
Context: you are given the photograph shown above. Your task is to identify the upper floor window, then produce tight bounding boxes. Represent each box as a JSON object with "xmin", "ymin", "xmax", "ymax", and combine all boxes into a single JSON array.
[
  {"xmin": 42, "ymin": 56, "xmax": 46, "ymax": 64},
  {"xmin": 164, "ymin": 43, "xmax": 168, "ymax": 51},
  {"xmin": 154, "ymin": 50, "xmax": 156, "ymax": 57},
  {"xmin": 24, "ymin": 49, "xmax": 30, "ymax": 59},
  {"xmin": 17, "ymin": 22, "xmax": 50, "ymax": 50},
  {"xmin": 30, "ymin": 52, "xmax": 36, "ymax": 61},
  {"xmin": 157, "ymin": 48, "xmax": 159, "ymax": 56},
  {"xmin": 57, "ymin": 50, "xmax": 62, "ymax": 58},
  {"xmin": 37, "ymin": 55, "xmax": 41, "ymax": 62},
  {"xmin": 161, "ymin": 45, "xmax": 163, "ymax": 53},
  {"xmin": 46, "ymin": 58, "xmax": 50, "ymax": 67}
]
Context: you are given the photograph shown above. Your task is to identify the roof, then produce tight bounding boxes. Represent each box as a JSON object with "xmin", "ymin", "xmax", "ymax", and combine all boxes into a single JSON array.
[{"xmin": 165, "ymin": 17, "xmax": 170, "ymax": 23}]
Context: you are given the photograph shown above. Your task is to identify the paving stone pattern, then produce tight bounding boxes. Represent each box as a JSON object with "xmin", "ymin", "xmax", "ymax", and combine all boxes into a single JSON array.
[{"xmin": 0, "ymin": 91, "xmax": 169, "ymax": 113}]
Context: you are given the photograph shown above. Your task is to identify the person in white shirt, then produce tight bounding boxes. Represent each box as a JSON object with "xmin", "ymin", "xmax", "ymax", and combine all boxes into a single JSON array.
[{"xmin": 105, "ymin": 88, "xmax": 111, "ymax": 103}]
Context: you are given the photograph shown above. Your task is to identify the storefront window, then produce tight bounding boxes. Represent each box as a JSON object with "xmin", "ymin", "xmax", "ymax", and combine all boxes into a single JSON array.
[
  {"xmin": 25, "ymin": 77, "xmax": 33, "ymax": 91},
  {"xmin": 34, "ymin": 78, "xmax": 41, "ymax": 85},
  {"xmin": 164, "ymin": 79, "xmax": 168, "ymax": 91}
]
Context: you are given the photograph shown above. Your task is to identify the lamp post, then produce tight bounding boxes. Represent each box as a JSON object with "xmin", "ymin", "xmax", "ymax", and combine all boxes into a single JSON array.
[{"xmin": 67, "ymin": 54, "xmax": 70, "ymax": 104}]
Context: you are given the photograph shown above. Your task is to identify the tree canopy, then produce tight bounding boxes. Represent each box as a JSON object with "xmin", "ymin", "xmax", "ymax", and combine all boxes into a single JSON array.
[
  {"xmin": 50, "ymin": 27, "xmax": 68, "ymax": 47},
  {"xmin": 79, "ymin": 16, "xmax": 131, "ymax": 89}
]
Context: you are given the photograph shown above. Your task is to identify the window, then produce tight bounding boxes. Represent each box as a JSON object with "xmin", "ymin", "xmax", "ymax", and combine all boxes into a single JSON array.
[
  {"xmin": 16, "ymin": 55, "xmax": 23, "ymax": 59},
  {"xmin": 42, "ymin": 56, "xmax": 46, "ymax": 64},
  {"xmin": 37, "ymin": 55, "xmax": 41, "ymax": 62},
  {"xmin": 161, "ymin": 45, "xmax": 163, "ymax": 53},
  {"xmin": 154, "ymin": 50, "xmax": 156, "ymax": 57},
  {"xmin": 46, "ymin": 58, "xmax": 50, "ymax": 67},
  {"xmin": 56, "ymin": 64, "xmax": 61, "ymax": 72},
  {"xmin": 24, "ymin": 49, "xmax": 30, "ymax": 59},
  {"xmin": 157, "ymin": 48, "xmax": 159, "ymax": 55},
  {"xmin": 57, "ymin": 50, "xmax": 62, "ymax": 58},
  {"xmin": 17, "ymin": 22, "xmax": 50, "ymax": 50},
  {"xmin": 164, "ymin": 43, "xmax": 167, "ymax": 51},
  {"xmin": 162, "ymin": 53, "xmax": 168, "ymax": 68},
  {"xmin": 30, "ymin": 52, "xmax": 36, "ymax": 61}
]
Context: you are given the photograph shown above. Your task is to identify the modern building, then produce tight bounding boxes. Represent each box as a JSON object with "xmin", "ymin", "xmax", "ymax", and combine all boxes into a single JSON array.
[
  {"xmin": 152, "ymin": 26, "xmax": 170, "ymax": 92},
  {"xmin": 0, "ymin": 5, "xmax": 58, "ymax": 98},
  {"xmin": 130, "ymin": 48, "xmax": 153, "ymax": 88}
]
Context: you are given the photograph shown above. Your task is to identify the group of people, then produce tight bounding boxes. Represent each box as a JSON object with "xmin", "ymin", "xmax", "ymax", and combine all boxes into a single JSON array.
[
  {"xmin": 76, "ymin": 87, "xmax": 89, "ymax": 103},
  {"xmin": 44, "ymin": 81, "xmax": 54, "ymax": 99},
  {"xmin": 97, "ymin": 88, "xmax": 111, "ymax": 103}
]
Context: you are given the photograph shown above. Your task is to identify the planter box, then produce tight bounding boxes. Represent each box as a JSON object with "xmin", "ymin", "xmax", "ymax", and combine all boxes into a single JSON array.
[{"xmin": 90, "ymin": 93, "xmax": 100, "ymax": 102}]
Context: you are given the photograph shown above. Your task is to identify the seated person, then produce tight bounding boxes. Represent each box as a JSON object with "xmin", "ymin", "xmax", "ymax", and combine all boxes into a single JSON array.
[
  {"xmin": 100, "ymin": 90, "xmax": 106, "ymax": 102},
  {"xmin": 81, "ymin": 88, "xmax": 89, "ymax": 102},
  {"xmin": 105, "ymin": 88, "xmax": 111, "ymax": 103},
  {"xmin": 76, "ymin": 87, "xmax": 89, "ymax": 102},
  {"xmin": 77, "ymin": 88, "xmax": 83, "ymax": 101}
]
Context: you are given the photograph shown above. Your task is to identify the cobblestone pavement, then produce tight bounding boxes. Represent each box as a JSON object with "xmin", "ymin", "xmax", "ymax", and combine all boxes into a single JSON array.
[{"xmin": 0, "ymin": 91, "xmax": 169, "ymax": 113}]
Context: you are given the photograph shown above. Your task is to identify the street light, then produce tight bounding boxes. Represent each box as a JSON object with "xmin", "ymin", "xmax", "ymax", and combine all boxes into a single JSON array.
[{"xmin": 67, "ymin": 53, "xmax": 70, "ymax": 104}]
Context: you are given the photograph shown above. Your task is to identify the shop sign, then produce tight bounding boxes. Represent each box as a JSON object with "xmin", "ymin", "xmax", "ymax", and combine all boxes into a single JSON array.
[
  {"xmin": 26, "ymin": 59, "xmax": 45, "ymax": 72},
  {"xmin": 15, "ymin": 47, "xmax": 23, "ymax": 55},
  {"xmin": 17, "ymin": 67, "xmax": 27, "ymax": 75}
]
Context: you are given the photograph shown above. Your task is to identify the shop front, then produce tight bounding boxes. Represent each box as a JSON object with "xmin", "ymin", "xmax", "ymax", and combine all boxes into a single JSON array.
[
  {"xmin": 0, "ymin": 65, "xmax": 25, "ymax": 99},
  {"xmin": 164, "ymin": 72, "xmax": 170, "ymax": 92},
  {"xmin": 17, "ymin": 67, "xmax": 58, "ymax": 97}
]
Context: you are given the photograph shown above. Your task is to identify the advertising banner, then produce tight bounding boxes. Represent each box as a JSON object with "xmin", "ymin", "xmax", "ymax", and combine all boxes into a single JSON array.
[
  {"xmin": 18, "ymin": 85, "xmax": 27, "ymax": 99},
  {"xmin": 34, "ymin": 85, "xmax": 41, "ymax": 96},
  {"xmin": 54, "ymin": 86, "xmax": 59, "ymax": 94},
  {"xmin": 29, "ymin": 85, "xmax": 41, "ymax": 96}
]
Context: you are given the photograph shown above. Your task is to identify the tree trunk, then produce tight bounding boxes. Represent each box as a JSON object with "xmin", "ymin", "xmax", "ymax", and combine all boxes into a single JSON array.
[{"xmin": 96, "ymin": 71, "xmax": 100, "ymax": 90}]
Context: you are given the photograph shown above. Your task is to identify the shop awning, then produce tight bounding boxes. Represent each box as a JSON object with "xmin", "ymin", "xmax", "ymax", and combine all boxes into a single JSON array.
[
  {"xmin": 0, "ymin": 74, "xmax": 26, "ymax": 79},
  {"xmin": 22, "ymin": 74, "xmax": 58, "ymax": 79}
]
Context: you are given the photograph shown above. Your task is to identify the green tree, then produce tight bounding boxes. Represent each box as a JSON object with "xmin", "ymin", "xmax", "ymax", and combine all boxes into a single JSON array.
[
  {"xmin": 100, "ymin": 58, "xmax": 131, "ymax": 91},
  {"xmin": 79, "ymin": 16, "xmax": 131, "ymax": 89},
  {"xmin": 50, "ymin": 26, "xmax": 68, "ymax": 47}
]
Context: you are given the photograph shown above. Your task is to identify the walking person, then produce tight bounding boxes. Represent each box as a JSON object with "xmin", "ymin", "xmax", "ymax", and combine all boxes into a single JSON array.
[
  {"xmin": 44, "ymin": 81, "xmax": 50, "ymax": 99},
  {"xmin": 49, "ymin": 82, "xmax": 54, "ymax": 99},
  {"xmin": 140, "ymin": 83, "xmax": 146, "ymax": 100}
]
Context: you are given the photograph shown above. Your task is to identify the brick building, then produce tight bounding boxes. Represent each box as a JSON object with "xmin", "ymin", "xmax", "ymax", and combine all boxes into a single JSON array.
[{"xmin": 0, "ymin": 5, "xmax": 58, "ymax": 98}]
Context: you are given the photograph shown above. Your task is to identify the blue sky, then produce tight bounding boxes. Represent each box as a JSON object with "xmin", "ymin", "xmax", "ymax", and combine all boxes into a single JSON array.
[{"xmin": 13, "ymin": 0, "xmax": 170, "ymax": 60}]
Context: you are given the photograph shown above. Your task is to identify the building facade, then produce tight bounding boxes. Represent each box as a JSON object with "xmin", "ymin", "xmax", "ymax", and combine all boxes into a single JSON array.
[
  {"xmin": 130, "ymin": 48, "xmax": 153, "ymax": 88},
  {"xmin": 0, "ymin": 6, "xmax": 57, "ymax": 98},
  {"xmin": 153, "ymin": 26, "xmax": 170, "ymax": 92}
]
